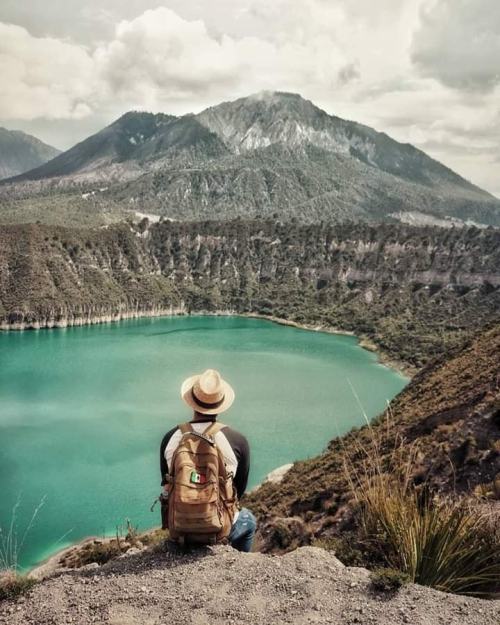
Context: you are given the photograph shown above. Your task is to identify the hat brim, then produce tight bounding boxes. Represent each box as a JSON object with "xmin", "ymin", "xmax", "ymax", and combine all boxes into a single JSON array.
[{"xmin": 181, "ymin": 374, "xmax": 235, "ymax": 415}]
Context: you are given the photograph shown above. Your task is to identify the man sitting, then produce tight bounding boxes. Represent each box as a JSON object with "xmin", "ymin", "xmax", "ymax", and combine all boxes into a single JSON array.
[{"xmin": 160, "ymin": 369, "xmax": 256, "ymax": 552}]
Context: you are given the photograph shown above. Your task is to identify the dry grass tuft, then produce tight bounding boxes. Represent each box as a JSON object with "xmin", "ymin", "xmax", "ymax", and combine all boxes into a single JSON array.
[
  {"xmin": 342, "ymin": 405, "xmax": 500, "ymax": 597},
  {"xmin": 0, "ymin": 570, "xmax": 35, "ymax": 601}
]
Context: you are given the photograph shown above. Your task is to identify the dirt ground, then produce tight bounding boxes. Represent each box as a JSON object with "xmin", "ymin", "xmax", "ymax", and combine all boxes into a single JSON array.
[{"xmin": 1, "ymin": 545, "xmax": 499, "ymax": 625}]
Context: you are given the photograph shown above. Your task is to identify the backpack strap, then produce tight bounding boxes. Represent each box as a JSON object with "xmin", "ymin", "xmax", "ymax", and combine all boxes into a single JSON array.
[
  {"xmin": 202, "ymin": 422, "xmax": 232, "ymax": 480},
  {"xmin": 202, "ymin": 422, "xmax": 225, "ymax": 438},
  {"xmin": 179, "ymin": 422, "xmax": 193, "ymax": 434}
]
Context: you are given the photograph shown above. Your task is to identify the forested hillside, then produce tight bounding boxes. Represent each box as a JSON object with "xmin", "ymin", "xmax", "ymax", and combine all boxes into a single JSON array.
[{"xmin": 1, "ymin": 219, "xmax": 498, "ymax": 368}]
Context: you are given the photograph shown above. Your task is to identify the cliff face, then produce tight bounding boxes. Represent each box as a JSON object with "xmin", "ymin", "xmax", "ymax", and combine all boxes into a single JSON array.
[{"xmin": 0, "ymin": 219, "xmax": 499, "ymax": 366}]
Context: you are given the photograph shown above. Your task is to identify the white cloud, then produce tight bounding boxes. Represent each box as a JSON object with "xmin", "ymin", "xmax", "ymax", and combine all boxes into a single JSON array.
[
  {"xmin": 93, "ymin": 6, "xmax": 356, "ymax": 109},
  {"xmin": 0, "ymin": 6, "xmax": 355, "ymax": 118},
  {"xmin": 0, "ymin": 23, "xmax": 94, "ymax": 120},
  {"xmin": 94, "ymin": 9, "xmax": 241, "ymax": 105},
  {"xmin": 411, "ymin": 0, "xmax": 500, "ymax": 92}
]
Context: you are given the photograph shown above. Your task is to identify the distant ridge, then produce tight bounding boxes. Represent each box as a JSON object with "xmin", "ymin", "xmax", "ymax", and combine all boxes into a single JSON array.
[
  {"xmin": 3, "ymin": 92, "xmax": 500, "ymax": 226},
  {"xmin": 0, "ymin": 128, "xmax": 60, "ymax": 180},
  {"xmin": 7, "ymin": 112, "xmax": 229, "ymax": 181}
]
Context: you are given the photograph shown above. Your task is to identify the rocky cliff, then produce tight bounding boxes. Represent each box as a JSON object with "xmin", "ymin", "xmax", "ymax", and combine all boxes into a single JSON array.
[{"xmin": 1, "ymin": 219, "xmax": 499, "ymax": 367}]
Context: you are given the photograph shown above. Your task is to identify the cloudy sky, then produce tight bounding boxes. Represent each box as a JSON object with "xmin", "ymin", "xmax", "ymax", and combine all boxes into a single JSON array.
[{"xmin": 0, "ymin": 0, "xmax": 499, "ymax": 196}]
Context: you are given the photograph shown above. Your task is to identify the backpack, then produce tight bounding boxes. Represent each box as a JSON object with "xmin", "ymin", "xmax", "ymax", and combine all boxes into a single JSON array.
[{"xmin": 165, "ymin": 421, "xmax": 238, "ymax": 544}]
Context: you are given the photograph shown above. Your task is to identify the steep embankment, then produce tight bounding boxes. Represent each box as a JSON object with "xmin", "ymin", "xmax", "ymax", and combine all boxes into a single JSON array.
[
  {"xmin": 1, "ymin": 219, "xmax": 499, "ymax": 368},
  {"xmin": 246, "ymin": 322, "xmax": 500, "ymax": 551},
  {"xmin": 1, "ymin": 546, "xmax": 499, "ymax": 625}
]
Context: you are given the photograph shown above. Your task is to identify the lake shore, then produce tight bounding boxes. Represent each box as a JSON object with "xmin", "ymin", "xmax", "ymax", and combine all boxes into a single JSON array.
[
  {"xmin": 0, "ymin": 308, "xmax": 414, "ymax": 377},
  {"xmin": 29, "ymin": 462, "xmax": 297, "ymax": 579},
  {"xmin": 241, "ymin": 313, "xmax": 415, "ymax": 377},
  {"xmin": 29, "ymin": 536, "xmax": 104, "ymax": 580},
  {"xmin": 0, "ymin": 306, "xmax": 188, "ymax": 331}
]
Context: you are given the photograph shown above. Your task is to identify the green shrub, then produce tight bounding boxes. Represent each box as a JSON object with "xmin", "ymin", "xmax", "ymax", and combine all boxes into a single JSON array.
[
  {"xmin": 0, "ymin": 571, "xmax": 35, "ymax": 601},
  {"xmin": 371, "ymin": 567, "xmax": 410, "ymax": 592},
  {"xmin": 313, "ymin": 535, "xmax": 366, "ymax": 567},
  {"xmin": 140, "ymin": 528, "xmax": 168, "ymax": 548}
]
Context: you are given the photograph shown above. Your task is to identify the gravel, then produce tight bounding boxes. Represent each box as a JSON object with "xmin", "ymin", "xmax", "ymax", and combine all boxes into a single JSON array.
[{"xmin": 1, "ymin": 546, "xmax": 499, "ymax": 625}]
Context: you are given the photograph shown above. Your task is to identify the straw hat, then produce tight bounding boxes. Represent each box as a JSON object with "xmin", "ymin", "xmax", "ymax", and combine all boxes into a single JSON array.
[{"xmin": 181, "ymin": 369, "xmax": 235, "ymax": 415}]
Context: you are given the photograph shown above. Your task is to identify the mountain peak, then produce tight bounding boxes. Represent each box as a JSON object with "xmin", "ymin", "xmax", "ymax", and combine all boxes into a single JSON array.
[
  {"xmin": 245, "ymin": 90, "xmax": 308, "ymax": 103},
  {"xmin": 206, "ymin": 90, "xmax": 321, "ymax": 118},
  {"xmin": 195, "ymin": 91, "xmax": 328, "ymax": 153},
  {"xmin": 4, "ymin": 92, "xmax": 499, "ymax": 226},
  {"xmin": 0, "ymin": 127, "xmax": 60, "ymax": 180},
  {"xmin": 112, "ymin": 110, "xmax": 175, "ymax": 126}
]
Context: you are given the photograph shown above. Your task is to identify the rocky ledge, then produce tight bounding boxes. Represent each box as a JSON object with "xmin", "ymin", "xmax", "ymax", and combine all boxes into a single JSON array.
[
  {"xmin": 2, "ymin": 546, "xmax": 499, "ymax": 625},
  {"xmin": 0, "ymin": 305, "xmax": 188, "ymax": 331}
]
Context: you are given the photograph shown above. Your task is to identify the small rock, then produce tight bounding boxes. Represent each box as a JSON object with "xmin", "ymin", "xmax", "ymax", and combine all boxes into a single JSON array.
[
  {"xmin": 81, "ymin": 562, "xmax": 99, "ymax": 571},
  {"xmin": 126, "ymin": 547, "xmax": 141, "ymax": 556}
]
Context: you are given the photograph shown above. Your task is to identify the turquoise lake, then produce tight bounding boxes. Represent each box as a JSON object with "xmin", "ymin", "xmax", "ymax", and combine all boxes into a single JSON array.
[{"xmin": 0, "ymin": 316, "xmax": 408, "ymax": 570}]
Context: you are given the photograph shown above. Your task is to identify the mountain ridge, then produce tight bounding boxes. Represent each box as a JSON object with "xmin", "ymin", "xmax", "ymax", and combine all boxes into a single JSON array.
[
  {"xmin": 2, "ymin": 92, "xmax": 500, "ymax": 226},
  {"xmin": 196, "ymin": 91, "xmax": 489, "ymax": 194},
  {"xmin": 6, "ymin": 112, "xmax": 177, "ymax": 179}
]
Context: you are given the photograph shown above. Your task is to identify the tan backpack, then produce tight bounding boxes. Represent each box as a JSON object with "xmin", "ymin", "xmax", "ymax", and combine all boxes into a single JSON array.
[{"xmin": 165, "ymin": 422, "xmax": 238, "ymax": 544}]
